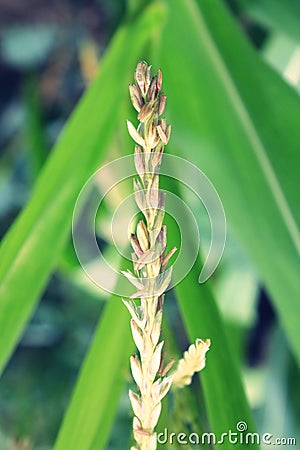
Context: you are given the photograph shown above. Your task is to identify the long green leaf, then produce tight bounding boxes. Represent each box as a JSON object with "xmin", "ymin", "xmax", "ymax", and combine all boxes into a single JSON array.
[
  {"xmin": 0, "ymin": 2, "xmax": 167, "ymax": 376},
  {"xmin": 23, "ymin": 74, "xmax": 48, "ymax": 180},
  {"xmin": 163, "ymin": 181, "xmax": 258, "ymax": 449},
  {"xmin": 176, "ymin": 272, "xmax": 258, "ymax": 449},
  {"xmin": 160, "ymin": 0, "xmax": 300, "ymax": 365},
  {"xmin": 53, "ymin": 259, "xmax": 134, "ymax": 450}
]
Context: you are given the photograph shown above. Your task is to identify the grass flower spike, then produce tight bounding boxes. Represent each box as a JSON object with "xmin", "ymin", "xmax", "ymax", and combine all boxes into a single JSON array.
[
  {"xmin": 124, "ymin": 61, "xmax": 210, "ymax": 450},
  {"xmin": 172, "ymin": 338, "xmax": 211, "ymax": 388},
  {"xmin": 123, "ymin": 61, "xmax": 175, "ymax": 450}
]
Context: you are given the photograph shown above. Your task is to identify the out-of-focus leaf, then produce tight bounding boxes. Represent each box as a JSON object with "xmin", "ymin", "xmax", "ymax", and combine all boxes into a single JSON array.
[
  {"xmin": 263, "ymin": 34, "xmax": 300, "ymax": 92},
  {"xmin": 160, "ymin": 0, "xmax": 300, "ymax": 367},
  {"xmin": 53, "ymin": 259, "xmax": 134, "ymax": 450},
  {"xmin": 1, "ymin": 25, "xmax": 59, "ymax": 68},
  {"xmin": 23, "ymin": 74, "xmax": 48, "ymax": 180},
  {"xmin": 0, "ymin": 2, "xmax": 167, "ymax": 377},
  {"xmin": 176, "ymin": 269, "xmax": 259, "ymax": 450},
  {"xmin": 243, "ymin": 0, "xmax": 300, "ymax": 43},
  {"xmin": 163, "ymin": 182, "xmax": 259, "ymax": 449},
  {"xmin": 259, "ymin": 329, "xmax": 297, "ymax": 443}
]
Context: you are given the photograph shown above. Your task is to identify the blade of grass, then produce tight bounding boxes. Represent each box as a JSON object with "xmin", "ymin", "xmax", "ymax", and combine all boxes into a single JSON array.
[
  {"xmin": 163, "ymin": 182, "xmax": 259, "ymax": 450},
  {"xmin": 157, "ymin": 319, "xmax": 211, "ymax": 450},
  {"xmin": 22, "ymin": 73, "xmax": 48, "ymax": 181},
  {"xmin": 176, "ymin": 276, "xmax": 259, "ymax": 449},
  {"xmin": 0, "ymin": 2, "xmax": 167, "ymax": 377},
  {"xmin": 53, "ymin": 258, "xmax": 134, "ymax": 450},
  {"xmin": 160, "ymin": 0, "xmax": 300, "ymax": 366}
]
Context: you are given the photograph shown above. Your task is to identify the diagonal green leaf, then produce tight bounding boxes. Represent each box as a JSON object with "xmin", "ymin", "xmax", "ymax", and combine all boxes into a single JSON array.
[
  {"xmin": 53, "ymin": 258, "xmax": 134, "ymax": 450},
  {"xmin": 0, "ymin": 2, "xmax": 167, "ymax": 377},
  {"xmin": 163, "ymin": 180, "xmax": 259, "ymax": 449},
  {"xmin": 176, "ymin": 270, "xmax": 258, "ymax": 449},
  {"xmin": 160, "ymin": 0, "xmax": 300, "ymax": 367}
]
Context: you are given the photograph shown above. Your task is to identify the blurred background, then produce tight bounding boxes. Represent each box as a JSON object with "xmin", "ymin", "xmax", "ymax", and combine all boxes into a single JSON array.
[
  {"xmin": 0, "ymin": 0, "xmax": 299, "ymax": 449},
  {"xmin": 0, "ymin": 2, "xmax": 124, "ymax": 449}
]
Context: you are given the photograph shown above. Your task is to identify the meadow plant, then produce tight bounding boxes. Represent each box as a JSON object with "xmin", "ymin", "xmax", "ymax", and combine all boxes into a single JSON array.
[{"xmin": 123, "ymin": 62, "xmax": 210, "ymax": 450}]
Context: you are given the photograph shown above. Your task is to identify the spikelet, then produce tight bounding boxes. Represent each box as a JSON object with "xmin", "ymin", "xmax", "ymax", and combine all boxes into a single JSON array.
[
  {"xmin": 123, "ymin": 62, "xmax": 210, "ymax": 450},
  {"xmin": 172, "ymin": 339, "xmax": 211, "ymax": 388},
  {"xmin": 123, "ymin": 62, "xmax": 176, "ymax": 450}
]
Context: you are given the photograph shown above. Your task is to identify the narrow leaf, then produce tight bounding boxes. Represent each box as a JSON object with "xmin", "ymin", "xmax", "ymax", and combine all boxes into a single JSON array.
[{"xmin": 0, "ymin": 2, "xmax": 167, "ymax": 377}]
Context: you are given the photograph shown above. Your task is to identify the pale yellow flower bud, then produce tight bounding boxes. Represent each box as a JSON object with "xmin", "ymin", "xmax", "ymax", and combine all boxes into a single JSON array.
[{"xmin": 172, "ymin": 339, "xmax": 211, "ymax": 388}]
